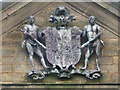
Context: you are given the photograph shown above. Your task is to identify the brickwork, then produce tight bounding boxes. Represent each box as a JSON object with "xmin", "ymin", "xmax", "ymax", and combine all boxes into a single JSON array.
[{"xmin": 1, "ymin": 2, "xmax": 119, "ymax": 85}]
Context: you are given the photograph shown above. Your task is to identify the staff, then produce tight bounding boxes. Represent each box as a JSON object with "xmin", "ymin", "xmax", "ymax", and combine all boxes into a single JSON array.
[{"xmin": 21, "ymin": 29, "xmax": 46, "ymax": 49}]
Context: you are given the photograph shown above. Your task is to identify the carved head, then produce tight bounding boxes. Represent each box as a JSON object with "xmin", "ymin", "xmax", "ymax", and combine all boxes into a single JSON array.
[
  {"xmin": 49, "ymin": 6, "xmax": 76, "ymax": 27},
  {"xmin": 89, "ymin": 16, "xmax": 96, "ymax": 25},
  {"xmin": 28, "ymin": 16, "xmax": 35, "ymax": 24}
]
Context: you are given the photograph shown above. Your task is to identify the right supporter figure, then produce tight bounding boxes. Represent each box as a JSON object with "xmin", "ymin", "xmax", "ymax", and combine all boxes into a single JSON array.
[{"xmin": 81, "ymin": 16, "xmax": 105, "ymax": 71}]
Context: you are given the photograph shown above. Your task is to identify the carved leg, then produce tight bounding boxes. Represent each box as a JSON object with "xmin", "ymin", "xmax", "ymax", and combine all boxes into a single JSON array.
[
  {"xmin": 81, "ymin": 47, "xmax": 93, "ymax": 70},
  {"xmin": 41, "ymin": 56, "xmax": 48, "ymax": 69},
  {"xmin": 95, "ymin": 44, "xmax": 101, "ymax": 71},
  {"xmin": 96, "ymin": 55, "xmax": 100, "ymax": 71},
  {"xmin": 35, "ymin": 46, "xmax": 48, "ymax": 69},
  {"xmin": 29, "ymin": 54, "xmax": 34, "ymax": 71},
  {"xmin": 26, "ymin": 42, "xmax": 34, "ymax": 71}
]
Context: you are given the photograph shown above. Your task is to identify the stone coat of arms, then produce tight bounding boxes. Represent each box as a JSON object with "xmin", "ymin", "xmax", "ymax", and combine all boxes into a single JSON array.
[{"xmin": 21, "ymin": 6, "xmax": 104, "ymax": 80}]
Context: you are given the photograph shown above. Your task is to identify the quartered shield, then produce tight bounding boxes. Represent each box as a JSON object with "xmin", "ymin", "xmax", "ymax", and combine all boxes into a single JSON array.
[{"xmin": 44, "ymin": 26, "xmax": 82, "ymax": 69}]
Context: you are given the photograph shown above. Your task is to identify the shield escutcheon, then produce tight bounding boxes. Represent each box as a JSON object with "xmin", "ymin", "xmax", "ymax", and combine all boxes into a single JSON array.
[{"xmin": 44, "ymin": 26, "xmax": 82, "ymax": 69}]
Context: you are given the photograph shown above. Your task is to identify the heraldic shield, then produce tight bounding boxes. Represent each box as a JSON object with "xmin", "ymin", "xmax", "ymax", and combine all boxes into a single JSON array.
[
  {"xmin": 26, "ymin": 6, "xmax": 103, "ymax": 80},
  {"xmin": 45, "ymin": 26, "xmax": 82, "ymax": 70}
]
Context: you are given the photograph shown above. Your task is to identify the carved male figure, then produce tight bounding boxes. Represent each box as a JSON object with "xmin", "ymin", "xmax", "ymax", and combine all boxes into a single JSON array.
[
  {"xmin": 81, "ymin": 16, "xmax": 104, "ymax": 71},
  {"xmin": 21, "ymin": 16, "xmax": 48, "ymax": 71}
]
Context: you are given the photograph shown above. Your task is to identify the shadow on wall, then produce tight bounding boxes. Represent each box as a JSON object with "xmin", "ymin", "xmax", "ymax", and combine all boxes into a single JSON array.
[{"xmin": 1, "ymin": 2, "xmax": 13, "ymax": 10}]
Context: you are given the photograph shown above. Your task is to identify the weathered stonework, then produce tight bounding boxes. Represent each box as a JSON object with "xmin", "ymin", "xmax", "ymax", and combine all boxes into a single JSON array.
[{"xmin": 1, "ymin": 2, "xmax": 119, "ymax": 88}]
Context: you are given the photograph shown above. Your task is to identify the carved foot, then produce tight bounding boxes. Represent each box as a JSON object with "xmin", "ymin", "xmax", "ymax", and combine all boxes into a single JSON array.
[
  {"xmin": 87, "ymin": 70, "xmax": 102, "ymax": 79},
  {"xmin": 28, "ymin": 70, "xmax": 45, "ymax": 80},
  {"xmin": 80, "ymin": 69, "xmax": 102, "ymax": 79},
  {"xmin": 91, "ymin": 71, "xmax": 102, "ymax": 79}
]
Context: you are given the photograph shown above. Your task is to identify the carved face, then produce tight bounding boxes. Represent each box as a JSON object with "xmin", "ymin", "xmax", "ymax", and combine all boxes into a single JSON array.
[
  {"xmin": 28, "ymin": 16, "xmax": 35, "ymax": 24},
  {"xmin": 89, "ymin": 16, "xmax": 95, "ymax": 25}
]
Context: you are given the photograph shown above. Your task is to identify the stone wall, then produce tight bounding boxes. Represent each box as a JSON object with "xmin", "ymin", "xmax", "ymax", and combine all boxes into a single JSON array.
[{"xmin": 1, "ymin": 2, "xmax": 119, "ymax": 88}]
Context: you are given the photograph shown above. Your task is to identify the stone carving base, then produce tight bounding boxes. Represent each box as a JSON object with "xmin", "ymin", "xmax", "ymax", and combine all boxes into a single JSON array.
[
  {"xmin": 28, "ymin": 68, "xmax": 102, "ymax": 80},
  {"xmin": 79, "ymin": 69, "xmax": 102, "ymax": 79}
]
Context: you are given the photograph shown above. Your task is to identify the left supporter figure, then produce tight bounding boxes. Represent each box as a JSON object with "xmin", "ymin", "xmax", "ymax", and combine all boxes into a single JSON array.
[{"xmin": 21, "ymin": 16, "xmax": 48, "ymax": 72}]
